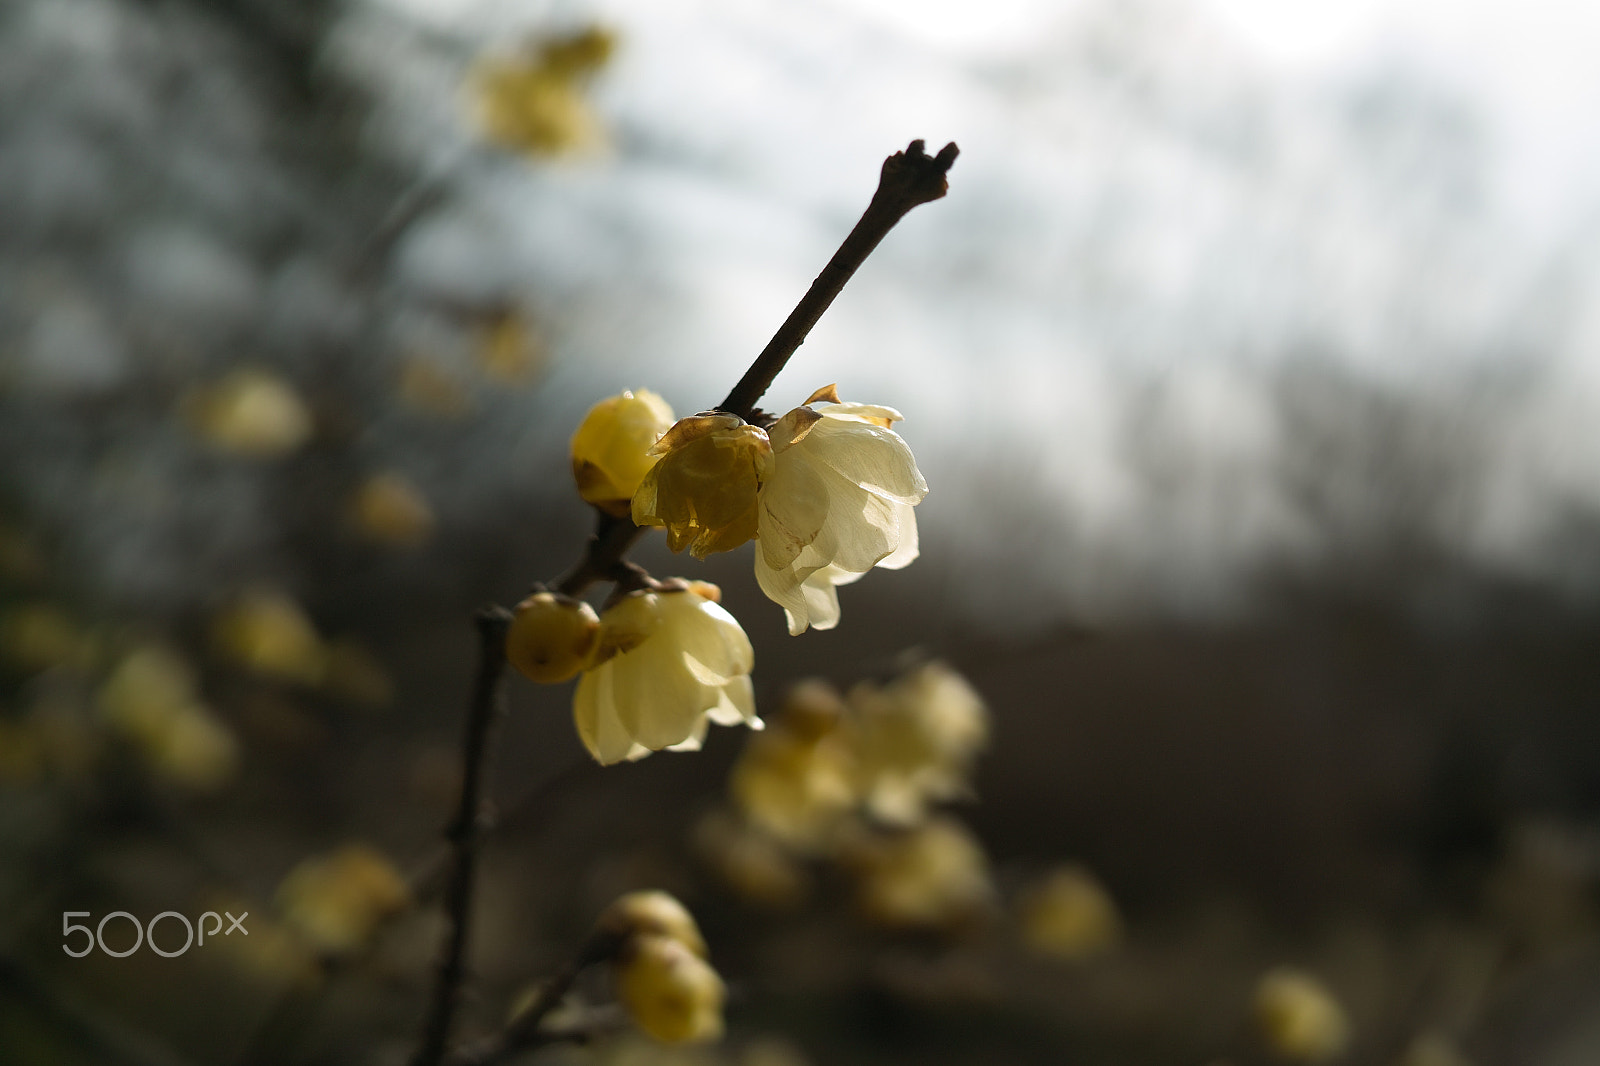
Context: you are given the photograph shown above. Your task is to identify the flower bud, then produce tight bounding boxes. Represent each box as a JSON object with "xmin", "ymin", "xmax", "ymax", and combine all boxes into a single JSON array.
[
  {"xmin": 212, "ymin": 589, "xmax": 326, "ymax": 684},
  {"xmin": 1018, "ymin": 865, "xmax": 1122, "ymax": 961},
  {"xmin": 615, "ymin": 934, "xmax": 726, "ymax": 1044},
  {"xmin": 276, "ymin": 845, "xmax": 411, "ymax": 956},
  {"xmin": 570, "ymin": 389, "xmax": 675, "ymax": 515},
  {"xmin": 596, "ymin": 890, "xmax": 707, "ymax": 958},
  {"xmin": 1254, "ymin": 968, "xmax": 1350, "ymax": 1062},
  {"xmin": 844, "ymin": 817, "xmax": 994, "ymax": 932},
  {"xmin": 185, "ymin": 368, "xmax": 312, "ymax": 458},
  {"xmin": 632, "ymin": 413, "xmax": 773, "ymax": 557},
  {"xmin": 505, "ymin": 592, "xmax": 601, "ymax": 684}
]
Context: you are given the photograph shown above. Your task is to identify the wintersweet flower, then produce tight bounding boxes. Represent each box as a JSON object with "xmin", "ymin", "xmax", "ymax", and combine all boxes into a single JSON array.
[
  {"xmin": 1254, "ymin": 968, "xmax": 1350, "ymax": 1062},
  {"xmin": 848, "ymin": 660, "xmax": 988, "ymax": 826},
  {"xmin": 842, "ymin": 817, "xmax": 995, "ymax": 931},
  {"xmin": 570, "ymin": 389, "xmax": 675, "ymax": 514},
  {"xmin": 755, "ymin": 385, "xmax": 927, "ymax": 634},
  {"xmin": 573, "ymin": 582, "xmax": 760, "ymax": 764},
  {"xmin": 632, "ymin": 413, "xmax": 773, "ymax": 557},
  {"xmin": 1019, "ymin": 864, "xmax": 1123, "ymax": 961},
  {"xmin": 730, "ymin": 679, "xmax": 858, "ymax": 850},
  {"xmin": 615, "ymin": 933, "xmax": 726, "ymax": 1044}
]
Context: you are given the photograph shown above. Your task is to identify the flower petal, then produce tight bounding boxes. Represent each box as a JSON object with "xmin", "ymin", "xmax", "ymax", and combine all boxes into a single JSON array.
[{"xmin": 802, "ymin": 416, "xmax": 926, "ymax": 501}]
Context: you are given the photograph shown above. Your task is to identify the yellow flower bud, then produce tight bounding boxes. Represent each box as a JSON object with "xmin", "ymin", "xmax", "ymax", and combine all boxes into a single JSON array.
[
  {"xmin": 212, "ymin": 589, "xmax": 326, "ymax": 684},
  {"xmin": 615, "ymin": 934, "xmax": 726, "ymax": 1045},
  {"xmin": 351, "ymin": 472, "xmax": 435, "ymax": 547},
  {"xmin": 1254, "ymin": 968, "xmax": 1350, "ymax": 1062},
  {"xmin": 1018, "ymin": 865, "xmax": 1122, "ymax": 961},
  {"xmin": 632, "ymin": 413, "xmax": 773, "ymax": 557},
  {"xmin": 596, "ymin": 890, "xmax": 707, "ymax": 958},
  {"xmin": 570, "ymin": 389, "xmax": 676, "ymax": 514},
  {"xmin": 506, "ymin": 592, "xmax": 601, "ymax": 684},
  {"xmin": 276, "ymin": 845, "xmax": 411, "ymax": 956},
  {"xmin": 184, "ymin": 368, "xmax": 312, "ymax": 458}
]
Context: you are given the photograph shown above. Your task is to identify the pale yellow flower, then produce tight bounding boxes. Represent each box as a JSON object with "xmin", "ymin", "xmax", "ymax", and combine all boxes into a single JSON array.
[
  {"xmin": 1018, "ymin": 865, "xmax": 1122, "ymax": 961},
  {"xmin": 98, "ymin": 646, "xmax": 237, "ymax": 791},
  {"xmin": 276, "ymin": 844, "xmax": 411, "ymax": 957},
  {"xmin": 472, "ymin": 27, "xmax": 615, "ymax": 157},
  {"xmin": 1254, "ymin": 968, "xmax": 1350, "ymax": 1062},
  {"xmin": 730, "ymin": 680, "xmax": 857, "ymax": 850},
  {"xmin": 848, "ymin": 660, "xmax": 988, "ymax": 826},
  {"xmin": 615, "ymin": 934, "xmax": 726, "ymax": 1045},
  {"xmin": 632, "ymin": 413, "xmax": 773, "ymax": 557},
  {"xmin": 184, "ymin": 368, "xmax": 312, "ymax": 458},
  {"xmin": 571, "ymin": 389, "xmax": 676, "ymax": 514},
  {"xmin": 755, "ymin": 386, "xmax": 926, "ymax": 634},
  {"xmin": 574, "ymin": 584, "xmax": 759, "ymax": 764},
  {"xmin": 843, "ymin": 817, "xmax": 994, "ymax": 931},
  {"xmin": 350, "ymin": 472, "xmax": 435, "ymax": 547},
  {"xmin": 211, "ymin": 589, "xmax": 326, "ymax": 684}
]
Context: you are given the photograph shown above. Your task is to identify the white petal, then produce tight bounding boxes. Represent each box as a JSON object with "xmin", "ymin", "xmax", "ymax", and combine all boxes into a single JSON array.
[
  {"xmin": 757, "ymin": 450, "xmax": 830, "ymax": 569},
  {"xmin": 574, "ymin": 666, "xmax": 637, "ymax": 765},
  {"xmin": 812, "ymin": 465, "xmax": 898, "ymax": 572},
  {"xmin": 875, "ymin": 499, "xmax": 919, "ymax": 570},
  {"xmin": 802, "ymin": 416, "xmax": 926, "ymax": 502}
]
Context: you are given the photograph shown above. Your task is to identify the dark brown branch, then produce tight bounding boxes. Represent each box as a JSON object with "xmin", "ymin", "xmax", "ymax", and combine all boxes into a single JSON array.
[
  {"xmin": 718, "ymin": 139, "xmax": 959, "ymax": 420},
  {"xmin": 411, "ymin": 606, "xmax": 514, "ymax": 1066},
  {"xmin": 442, "ymin": 932, "xmax": 624, "ymax": 1066},
  {"xmin": 554, "ymin": 510, "xmax": 647, "ymax": 597}
]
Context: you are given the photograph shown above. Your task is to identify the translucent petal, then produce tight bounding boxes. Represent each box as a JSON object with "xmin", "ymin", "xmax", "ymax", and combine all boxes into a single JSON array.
[
  {"xmin": 876, "ymin": 499, "xmax": 920, "ymax": 570},
  {"xmin": 757, "ymin": 452, "xmax": 830, "ymax": 569},
  {"xmin": 812, "ymin": 465, "xmax": 897, "ymax": 572},
  {"xmin": 802, "ymin": 417, "xmax": 926, "ymax": 502}
]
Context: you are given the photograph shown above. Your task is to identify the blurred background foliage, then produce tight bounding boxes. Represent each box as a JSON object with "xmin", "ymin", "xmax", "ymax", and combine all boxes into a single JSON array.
[{"xmin": 4, "ymin": 0, "xmax": 1600, "ymax": 1064}]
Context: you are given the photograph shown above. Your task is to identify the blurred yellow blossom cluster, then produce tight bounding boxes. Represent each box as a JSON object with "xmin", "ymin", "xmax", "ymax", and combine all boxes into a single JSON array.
[{"xmin": 472, "ymin": 26, "xmax": 616, "ymax": 157}]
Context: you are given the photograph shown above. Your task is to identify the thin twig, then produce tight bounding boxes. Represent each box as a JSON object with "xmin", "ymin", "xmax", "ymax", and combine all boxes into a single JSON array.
[
  {"xmin": 442, "ymin": 932, "xmax": 624, "ymax": 1066},
  {"xmin": 718, "ymin": 139, "xmax": 959, "ymax": 421},
  {"xmin": 412, "ymin": 606, "xmax": 514, "ymax": 1066}
]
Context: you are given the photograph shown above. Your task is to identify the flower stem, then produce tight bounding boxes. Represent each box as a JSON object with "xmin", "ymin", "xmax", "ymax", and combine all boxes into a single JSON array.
[
  {"xmin": 718, "ymin": 139, "xmax": 959, "ymax": 421},
  {"xmin": 411, "ymin": 605, "xmax": 513, "ymax": 1066}
]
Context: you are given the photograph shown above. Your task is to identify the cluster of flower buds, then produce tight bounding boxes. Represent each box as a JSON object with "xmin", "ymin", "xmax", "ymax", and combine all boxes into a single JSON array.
[
  {"xmin": 596, "ymin": 891, "xmax": 725, "ymax": 1044},
  {"xmin": 632, "ymin": 384, "xmax": 927, "ymax": 635},
  {"xmin": 504, "ymin": 382, "xmax": 928, "ymax": 768}
]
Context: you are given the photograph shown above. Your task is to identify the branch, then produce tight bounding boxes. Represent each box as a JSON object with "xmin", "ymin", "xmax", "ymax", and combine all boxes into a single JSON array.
[
  {"xmin": 412, "ymin": 606, "xmax": 514, "ymax": 1066},
  {"xmin": 442, "ymin": 932, "xmax": 624, "ymax": 1066},
  {"xmin": 718, "ymin": 139, "xmax": 959, "ymax": 420}
]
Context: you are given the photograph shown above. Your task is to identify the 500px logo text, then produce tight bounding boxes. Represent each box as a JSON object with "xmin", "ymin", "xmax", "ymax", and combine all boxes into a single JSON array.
[{"xmin": 62, "ymin": 910, "xmax": 248, "ymax": 958}]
